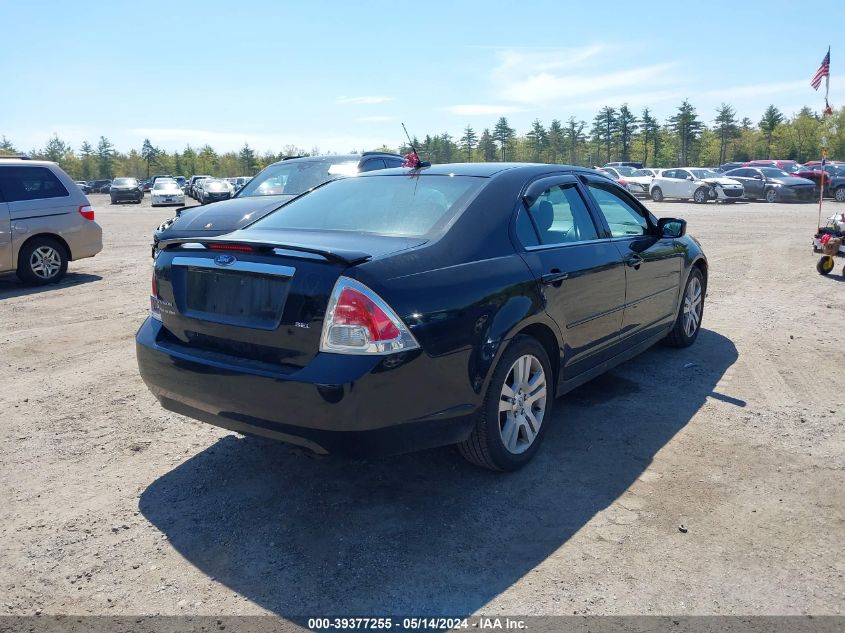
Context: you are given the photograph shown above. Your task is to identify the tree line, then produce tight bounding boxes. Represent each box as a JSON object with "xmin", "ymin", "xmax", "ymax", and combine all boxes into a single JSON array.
[{"xmin": 1, "ymin": 99, "xmax": 841, "ymax": 180}]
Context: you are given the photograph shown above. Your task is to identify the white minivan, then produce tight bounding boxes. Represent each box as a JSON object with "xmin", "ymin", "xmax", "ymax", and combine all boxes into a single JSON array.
[{"xmin": 0, "ymin": 158, "xmax": 103, "ymax": 284}]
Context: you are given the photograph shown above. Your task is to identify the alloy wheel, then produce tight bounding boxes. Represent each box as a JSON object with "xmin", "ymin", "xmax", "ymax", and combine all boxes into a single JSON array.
[
  {"xmin": 682, "ymin": 276, "xmax": 703, "ymax": 338},
  {"xmin": 29, "ymin": 246, "xmax": 63, "ymax": 280},
  {"xmin": 766, "ymin": 189, "xmax": 778, "ymax": 203},
  {"xmin": 835, "ymin": 188, "xmax": 845, "ymax": 202},
  {"xmin": 694, "ymin": 188, "xmax": 708, "ymax": 204},
  {"xmin": 498, "ymin": 354, "xmax": 547, "ymax": 455}
]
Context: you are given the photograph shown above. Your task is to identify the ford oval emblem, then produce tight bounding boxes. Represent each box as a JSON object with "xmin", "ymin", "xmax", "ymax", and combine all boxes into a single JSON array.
[{"xmin": 214, "ymin": 254, "xmax": 237, "ymax": 267}]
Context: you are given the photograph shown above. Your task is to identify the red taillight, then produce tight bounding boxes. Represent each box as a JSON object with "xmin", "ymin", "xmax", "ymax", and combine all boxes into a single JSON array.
[
  {"xmin": 150, "ymin": 270, "xmax": 161, "ymax": 321},
  {"xmin": 78, "ymin": 205, "xmax": 95, "ymax": 220},
  {"xmin": 320, "ymin": 277, "xmax": 419, "ymax": 355},
  {"xmin": 334, "ymin": 287, "xmax": 400, "ymax": 341},
  {"xmin": 208, "ymin": 243, "xmax": 254, "ymax": 252}
]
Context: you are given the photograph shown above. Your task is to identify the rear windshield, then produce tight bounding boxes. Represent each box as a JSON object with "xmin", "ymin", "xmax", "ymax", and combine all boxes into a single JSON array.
[
  {"xmin": 250, "ymin": 174, "xmax": 484, "ymax": 238},
  {"xmin": 238, "ymin": 160, "xmax": 359, "ymax": 197},
  {"xmin": 113, "ymin": 178, "xmax": 137, "ymax": 186}
]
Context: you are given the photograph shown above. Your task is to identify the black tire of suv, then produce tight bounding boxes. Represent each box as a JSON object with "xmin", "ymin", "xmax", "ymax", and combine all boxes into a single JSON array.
[
  {"xmin": 458, "ymin": 335, "xmax": 554, "ymax": 471},
  {"xmin": 16, "ymin": 237, "xmax": 68, "ymax": 285},
  {"xmin": 665, "ymin": 268, "xmax": 705, "ymax": 348}
]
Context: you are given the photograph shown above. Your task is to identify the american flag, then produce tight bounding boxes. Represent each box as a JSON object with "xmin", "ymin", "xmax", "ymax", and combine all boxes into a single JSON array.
[{"xmin": 811, "ymin": 49, "xmax": 830, "ymax": 90}]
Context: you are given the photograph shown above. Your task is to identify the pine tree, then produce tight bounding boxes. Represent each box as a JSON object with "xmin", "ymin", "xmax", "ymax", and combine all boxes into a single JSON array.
[
  {"xmin": 759, "ymin": 105, "xmax": 784, "ymax": 159},
  {"xmin": 97, "ymin": 136, "xmax": 116, "ymax": 178},
  {"xmin": 79, "ymin": 141, "xmax": 95, "ymax": 180},
  {"xmin": 640, "ymin": 108, "xmax": 659, "ymax": 166},
  {"xmin": 440, "ymin": 132, "xmax": 455, "ymax": 163},
  {"xmin": 43, "ymin": 134, "xmax": 70, "ymax": 163},
  {"xmin": 141, "ymin": 138, "xmax": 159, "ymax": 179},
  {"xmin": 591, "ymin": 106, "xmax": 618, "ymax": 163},
  {"xmin": 493, "ymin": 117, "xmax": 516, "ymax": 161},
  {"xmin": 564, "ymin": 117, "xmax": 586, "ymax": 165},
  {"xmin": 547, "ymin": 119, "xmax": 564, "ymax": 164},
  {"xmin": 668, "ymin": 100, "xmax": 703, "ymax": 166},
  {"xmin": 0, "ymin": 135, "xmax": 16, "ymax": 155},
  {"xmin": 617, "ymin": 105, "xmax": 638, "ymax": 161},
  {"xmin": 478, "ymin": 128, "xmax": 497, "ymax": 161},
  {"xmin": 459, "ymin": 125, "xmax": 478, "ymax": 161},
  {"xmin": 239, "ymin": 142, "xmax": 257, "ymax": 175},
  {"xmin": 525, "ymin": 119, "xmax": 547, "ymax": 162},
  {"xmin": 714, "ymin": 103, "xmax": 738, "ymax": 165}
]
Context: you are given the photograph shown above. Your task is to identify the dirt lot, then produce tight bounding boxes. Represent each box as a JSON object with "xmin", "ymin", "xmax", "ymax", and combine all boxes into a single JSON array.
[{"xmin": 1, "ymin": 193, "xmax": 843, "ymax": 618}]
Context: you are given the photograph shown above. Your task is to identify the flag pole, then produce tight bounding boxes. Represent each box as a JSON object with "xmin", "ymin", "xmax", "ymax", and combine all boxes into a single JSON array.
[{"xmin": 818, "ymin": 46, "xmax": 831, "ymax": 230}]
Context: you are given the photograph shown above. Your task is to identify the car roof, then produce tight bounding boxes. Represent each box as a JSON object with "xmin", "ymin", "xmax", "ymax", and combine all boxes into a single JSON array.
[
  {"xmin": 0, "ymin": 158, "xmax": 59, "ymax": 168},
  {"xmin": 357, "ymin": 162, "xmax": 604, "ymax": 179}
]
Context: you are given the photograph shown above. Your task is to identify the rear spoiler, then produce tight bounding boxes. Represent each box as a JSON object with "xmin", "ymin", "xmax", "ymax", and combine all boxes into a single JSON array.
[{"xmin": 158, "ymin": 237, "xmax": 372, "ymax": 266}]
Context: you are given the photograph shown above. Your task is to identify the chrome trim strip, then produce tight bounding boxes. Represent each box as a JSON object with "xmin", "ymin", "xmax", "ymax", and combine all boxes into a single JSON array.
[{"xmin": 171, "ymin": 256, "xmax": 295, "ymax": 278}]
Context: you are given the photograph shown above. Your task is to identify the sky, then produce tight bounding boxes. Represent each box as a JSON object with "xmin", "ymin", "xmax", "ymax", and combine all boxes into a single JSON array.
[{"xmin": 1, "ymin": 0, "xmax": 843, "ymax": 155}]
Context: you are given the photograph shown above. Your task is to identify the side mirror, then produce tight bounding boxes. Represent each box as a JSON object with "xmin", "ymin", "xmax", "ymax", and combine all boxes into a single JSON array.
[
  {"xmin": 686, "ymin": 175, "xmax": 694, "ymax": 181},
  {"xmin": 658, "ymin": 217, "xmax": 686, "ymax": 238}
]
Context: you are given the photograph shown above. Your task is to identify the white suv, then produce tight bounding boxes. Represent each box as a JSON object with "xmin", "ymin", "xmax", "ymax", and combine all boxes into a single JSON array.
[{"xmin": 650, "ymin": 168, "xmax": 744, "ymax": 204}]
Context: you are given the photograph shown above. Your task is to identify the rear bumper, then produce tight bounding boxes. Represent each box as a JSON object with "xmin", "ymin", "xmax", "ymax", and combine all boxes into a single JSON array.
[
  {"xmin": 69, "ymin": 221, "xmax": 103, "ymax": 260},
  {"xmin": 135, "ymin": 318, "xmax": 477, "ymax": 456},
  {"xmin": 111, "ymin": 190, "xmax": 142, "ymax": 200}
]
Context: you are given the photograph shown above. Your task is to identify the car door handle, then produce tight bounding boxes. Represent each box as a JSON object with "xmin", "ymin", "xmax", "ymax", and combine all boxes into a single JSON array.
[
  {"xmin": 625, "ymin": 254, "xmax": 644, "ymax": 269},
  {"xmin": 541, "ymin": 270, "xmax": 569, "ymax": 286}
]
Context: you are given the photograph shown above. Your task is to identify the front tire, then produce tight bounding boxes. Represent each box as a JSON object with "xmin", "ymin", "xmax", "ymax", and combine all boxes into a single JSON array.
[
  {"xmin": 665, "ymin": 268, "xmax": 705, "ymax": 347},
  {"xmin": 693, "ymin": 187, "xmax": 709, "ymax": 204},
  {"xmin": 651, "ymin": 187, "xmax": 664, "ymax": 202},
  {"xmin": 459, "ymin": 335, "xmax": 553, "ymax": 471},
  {"xmin": 16, "ymin": 237, "xmax": 68, "ymax": 285},
  {"xmin": 765, "ymin": 188, "xmax": 778, "ymax": 203},
  {"xmin": 817, "ymin": 255, "xmax": 835, "ymax": 275}
]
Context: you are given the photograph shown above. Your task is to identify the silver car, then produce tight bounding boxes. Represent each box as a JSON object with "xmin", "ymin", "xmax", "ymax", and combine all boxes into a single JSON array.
[{"xmin": 0, "ymin": 158, "xmax": 103, "ymax": 285}]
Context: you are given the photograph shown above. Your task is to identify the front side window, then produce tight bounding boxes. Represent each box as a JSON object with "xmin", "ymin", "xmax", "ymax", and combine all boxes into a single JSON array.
[
  {"xmin": 587, "ymin": 184, "xmax": 649, "ymax": 238},
  {"xmin": 360, "ymin": 159, "xmax": 386, "ymax": 172},
  {"xmin": 525, "ymin": 184, "xmax": 599, "ymax": 245},
  {"xmin": 0, "ymin": 166, "xmax": 69, "ymax": 202}
]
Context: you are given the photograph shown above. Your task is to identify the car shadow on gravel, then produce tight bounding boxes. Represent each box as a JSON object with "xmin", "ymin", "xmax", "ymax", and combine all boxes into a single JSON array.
[
  {"xmin": 0, "ymin": 273, "xmax": 102, "ymax": 299},
  {"xmin": 140, "ymin": 328, "xmax": 737, "ymax": 619}
]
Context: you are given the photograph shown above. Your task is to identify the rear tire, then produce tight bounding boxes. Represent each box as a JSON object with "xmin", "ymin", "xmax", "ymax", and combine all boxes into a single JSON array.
[
  {"xmin": 651, "ymin": 187, "xmax": 664, "ymax": 202},
  {"xmin": 458, "ymin": 335, "xmax": 553, "ymax": 471},
  {"xmin": 16, "ymin": 237, "xmax": 68, "ymax": 285},
  {"xmin": 665, "ymin": 268, "xmax": 705, "ymax": 347},
  {"xmin": 834, "ymin": 187, "xmax": 845, "ymax": 202}
]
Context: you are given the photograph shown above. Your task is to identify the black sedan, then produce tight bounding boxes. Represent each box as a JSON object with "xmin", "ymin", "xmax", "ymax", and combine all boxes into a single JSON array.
[
  {"xmin": 723, "ymin": 167, "xmax": 816, "ymax": 202},
  {"xmin": 109, "ymin": 177, "xmax": 144, "ymax": 204},
  {"xmin": 137, "ymin": 163, "xmax": 708, "ymax": 471}
]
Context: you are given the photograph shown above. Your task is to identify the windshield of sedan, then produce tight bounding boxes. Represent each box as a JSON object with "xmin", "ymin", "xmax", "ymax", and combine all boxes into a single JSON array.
[
  {"xmin": 630, "ymin": 169, "xmax": 652, "ymax": 177},
  {"xmin": 759, "ymin": 168, "xmax": 789, "ymax": 178},
  {"xmin": 238, "ymin": 160, "xmax": 360, "ymax": 197},
  {"xmin": 779, "ymin": 163, "xmax": 801, "ymax": 173},
  {"xmin": 153, "ymin": 180, "xmax": 180, "ymax": 191},
  {"xmin": 113, "ymin": 178, "xmax": 137, "ymax": 186},
  {"xmin": 615, "ymin": 166, "xmax": 636, "ymax": 176},
  {"xmin": 249, "ymin": 175, "xmax": 484, "ymax": 238},
  {"xmin": 690, "ymin": 169, "xmax": 721, "ymax": 179}
]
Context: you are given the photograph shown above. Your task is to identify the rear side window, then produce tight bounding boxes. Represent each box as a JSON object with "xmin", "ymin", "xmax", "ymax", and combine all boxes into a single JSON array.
[
  {"xmin": 0, "ymin": 166, "xmax": 69, "ymax": 202},
  {"xmin": 251, "ymin": 175, "xmax": 484, "ymax": 238},
  {"xmin": 525, "ymin": 184, "xmax": 598, "ymax": 245}
]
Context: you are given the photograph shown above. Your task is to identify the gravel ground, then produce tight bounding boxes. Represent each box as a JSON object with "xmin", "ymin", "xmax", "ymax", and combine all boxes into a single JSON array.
[{"xmin": 1, "ymin": 193, "xmax": 843, "ymax": 618}]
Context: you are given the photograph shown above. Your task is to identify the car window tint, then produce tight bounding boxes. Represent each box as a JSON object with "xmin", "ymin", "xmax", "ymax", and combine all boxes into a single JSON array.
[
  {"xmin": 361, "ymin": 159, "xmax": 386, "ymax": 172},
  {"xmin": 587, "ymin": 184, "xmax": 648, "ymax": 238},
  {"xmin": 526, "ymin": 184, "xmax": 598, "ymax": 245},
  {"xmin": 0, "ymin": 166, "xmax": 69, "ymax": 202},
  {"xmin": 385, "ymin": 157, "xmax": 405, "ymax": 168},
  {"xmin": 662, "ymin": 170, "xmax": 676, "ymax": 179},
  {"xmin": 515, "ymin": 208, "xmax": 539, "ymax": 247}
]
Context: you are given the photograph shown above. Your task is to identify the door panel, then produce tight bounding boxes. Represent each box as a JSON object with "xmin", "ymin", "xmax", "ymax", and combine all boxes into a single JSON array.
[
  {"xmin": 517, "ymin": 176, "xmax": 626, "ymax": 380},
  {"xmin": 582, "ymin": 178, "xmax": 684, "ymax": 348},
  {"xmin": 0, "ymin": 201, "xmax": 11, "ymax": 272}
]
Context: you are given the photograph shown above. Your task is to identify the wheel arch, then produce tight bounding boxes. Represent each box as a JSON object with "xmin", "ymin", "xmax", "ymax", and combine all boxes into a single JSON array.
[{"xmin": 16, "ymin": 232, "xmax": 72, "ymax": 265}]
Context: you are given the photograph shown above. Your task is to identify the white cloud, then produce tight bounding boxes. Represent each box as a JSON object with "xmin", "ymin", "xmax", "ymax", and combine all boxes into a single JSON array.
[
  {"xmin": 336, "ymin": 96, "xmax": 394, "ymax": 105},
  {"xmin": 442, "ymin": 104, "xmax": 525, "ymax": 116},
  {"xmin": 496, "ymin": 62, "xmax": 678, "ymax": 105}
]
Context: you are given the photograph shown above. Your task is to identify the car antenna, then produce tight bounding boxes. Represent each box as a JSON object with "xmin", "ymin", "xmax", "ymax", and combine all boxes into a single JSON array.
[{"xmin": 401, "ymin": 123, "xmax": 430, "ymax": 169}]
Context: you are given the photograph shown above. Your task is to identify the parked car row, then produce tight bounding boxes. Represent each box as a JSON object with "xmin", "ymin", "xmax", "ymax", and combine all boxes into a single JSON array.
[{"xmin": 599, "ymin": 160, "xmax": 823, "ymax": 203}]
